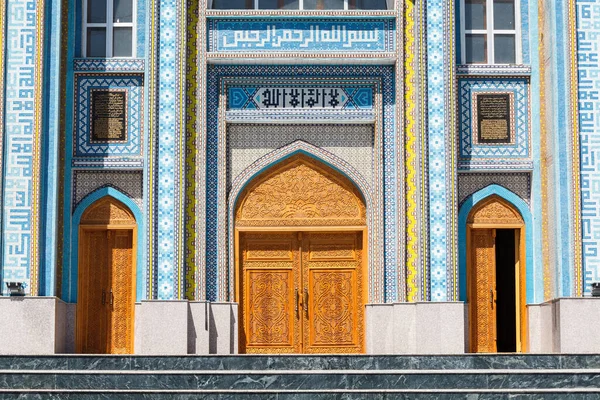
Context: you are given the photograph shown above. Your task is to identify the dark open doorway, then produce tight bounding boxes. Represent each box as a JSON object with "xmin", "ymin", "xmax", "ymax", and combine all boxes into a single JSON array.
[{"xmin": 495, "ymin": 229, "xmax": 516, "ymax": 352}]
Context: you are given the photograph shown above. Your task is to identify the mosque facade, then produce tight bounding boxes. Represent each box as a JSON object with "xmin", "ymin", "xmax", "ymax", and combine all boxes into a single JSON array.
[{"xmin": 0, "ymin": 0, "xmax": 599, "ymax": 354}]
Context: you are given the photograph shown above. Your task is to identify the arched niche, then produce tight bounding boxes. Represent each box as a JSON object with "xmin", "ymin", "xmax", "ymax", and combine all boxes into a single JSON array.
[
  {"xmin": 80, "ymin": 197, "xmax": 137, "ymax": 226},
  {"xmin": 467, "ymin": 195, "xmax": 524, "ymax": 225},
  {"xmin": 235, "ymin": 154, "xmax": 366, "ymax": 228}
]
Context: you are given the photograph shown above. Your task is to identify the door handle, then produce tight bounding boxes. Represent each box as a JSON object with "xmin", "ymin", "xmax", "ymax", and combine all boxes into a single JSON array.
[
  {"xmin": 110, "ymin": 289, "xmax": 114, "ymax": 306},
  {"xmin": 303, "ymin": 289, "xmax": 309, "ymax": 317},
  {"xmin": 490, "ymin": 289, "xmax": 494, "ymax": 309},
  {"xmin": 295, "ymin": 288, "xmax": 300, "ymax": 318},
  {"xmin": 102, "ymin": 289, "xmax": 106, "ymax": 305}
]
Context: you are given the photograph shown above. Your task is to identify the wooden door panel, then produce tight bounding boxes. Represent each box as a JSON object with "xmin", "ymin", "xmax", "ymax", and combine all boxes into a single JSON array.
[
  {"xmin": 247, "ymin": 270, "xmax": 294, "ymax": 347},
  {"xmin": 309, "ymin": 270, "xmax": 356, "ymax": 347},
  {"xmin": 109, "ymin": 230, "xmax": 134, "ymax": 354},
  {"xmin": 78, "ymin": 230, "xmax": 109, "ymax": 354},
  {"xmin": 470, "ymin": 229, "xmax": 497, "ymax": 353},
  {"xmin": 240, "ymin": 233, "xmax": 301, "ymax": 353},
  {"xmin": 302, "ymin": 232, "xmax": 363, "ymax": 354}
]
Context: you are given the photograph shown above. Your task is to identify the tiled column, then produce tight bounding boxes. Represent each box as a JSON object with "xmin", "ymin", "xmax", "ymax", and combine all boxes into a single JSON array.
[
  {"xmin": 1, "ymin": 0, "xmax": 45, "ymax": 295},
  {"xmin": 148, "ymin": 0, "xmax": 187, "ymax": 299},
  {"xmin": 426, "ymin": 0, "xmax": 458, "ymax": 301}
]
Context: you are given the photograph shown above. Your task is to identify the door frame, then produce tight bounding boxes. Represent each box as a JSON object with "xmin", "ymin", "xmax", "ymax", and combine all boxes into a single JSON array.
[
  {"xmin": 235, "ymin": 225, "xmax": 368, "ymax": 353},
  {"xmin": 76, "ymin": 223, "xmax": 137, "ymax": 354},
  {"xmin": 466, "ymin": 222, "xmax": 526, "ymax": 352}
]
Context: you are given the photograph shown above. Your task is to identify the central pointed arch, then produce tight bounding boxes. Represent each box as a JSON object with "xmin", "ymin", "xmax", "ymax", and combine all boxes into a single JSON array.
[
  {"xmin": 236, "ymin": 154, "xmax": 366, "ymax": 227},
  {"xmin": 232, "ymin": 151, "xmax": 369, "ymax": 353},
  {"xmin": 225, "ymin": 140, "xmax": 382, "ymax": 304}
]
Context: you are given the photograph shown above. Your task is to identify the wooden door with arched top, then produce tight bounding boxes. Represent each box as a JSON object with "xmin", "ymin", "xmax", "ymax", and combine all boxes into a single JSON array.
[
  {"xmin": 76, "ymin": 197, "xmax": 137, "ymax": 354},
  {"xmin": 235, "ymin": 154, "xmax": 367, "ymax": 354},
  {"xmin": 467, "ymin": 195, "xmax": 526, "ymax": 353}
]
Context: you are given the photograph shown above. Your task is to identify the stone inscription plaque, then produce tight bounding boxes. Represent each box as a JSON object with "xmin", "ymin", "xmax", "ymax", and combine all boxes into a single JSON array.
[
  {"xmin": 91, "ymin": 90, "xmax": 127, "ymax": 142},
  {"xmin": 477, "ymin": 94, "xmax": 511, "ymax": 144}
]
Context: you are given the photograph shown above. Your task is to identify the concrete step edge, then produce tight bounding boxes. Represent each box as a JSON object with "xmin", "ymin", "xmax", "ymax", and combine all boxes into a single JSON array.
[
  {"xmin": 0, "ymin": 388, "xmax": 599, "ymax": 394},
  {"xmin": 1, "ymin": 368, "xmax": 599, "ymax": 375}
]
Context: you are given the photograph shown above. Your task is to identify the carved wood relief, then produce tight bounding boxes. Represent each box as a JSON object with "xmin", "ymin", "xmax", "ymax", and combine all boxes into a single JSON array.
[
  {"xmin": 248, "ymin": 271, "xmax": 292, "ymax": 346},
  {"xmin": 240, "ymin": 231, "xmax": 364, "ymax": 354},
  {"xmin": 236, "ymin": 154, "xmax": 366, "ymax": 227},
  {"xmin": 81, "ymin": 197, "xmax": 136, "ymax": 225},
  {"xmin": 303, "ymin": 232, "xmax": 363, "ymax": 354},
  {"xmin": 470, "ymin": 229, "xmax": 497, "ymax": 353},
  {"xmin": 467, "ymin": 195, "xmax": 524, "ymax": 225},
  {"xmin": 241, "ymin": 232, "xmax": 301, "ymax": 354},
  {"xmin": 109, "ymin": 230, "xmax": 134, "ymax": 354},
  {"xmin": 77, "ymin": 197, "xmax": 136, "ymax": 355},
  {"xmin": 78, "ymin": 230, "xmax": 109, "ymax": 354},
  {"xmin": 311, "ymin": 271, "xmax": 355, "ymax": 346}
]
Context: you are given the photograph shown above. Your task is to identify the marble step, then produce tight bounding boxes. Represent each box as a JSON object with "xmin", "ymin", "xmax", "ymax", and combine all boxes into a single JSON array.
[
  {"xmin": 1, "ymin": 369, "xmax": 599, "ymax": 390},
  {"xmin": 0, "ymin": 388, "xmax": 600, "ymax": 399},
  {"xmin": 1, "ymin": 354, "xmax": 600, "ymax": 371}
]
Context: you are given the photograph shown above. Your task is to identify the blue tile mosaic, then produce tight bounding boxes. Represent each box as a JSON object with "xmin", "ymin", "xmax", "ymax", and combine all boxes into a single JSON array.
[{"xmin": 208, "ymin": 19, "xmax": 395, "ymax": 53}]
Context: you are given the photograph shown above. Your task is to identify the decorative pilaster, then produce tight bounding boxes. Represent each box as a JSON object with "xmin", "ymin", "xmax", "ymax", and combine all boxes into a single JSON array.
[
  {"xmin": 575, "ymin": 0, "xmax": 598, "ymax": 296},
  {"xmin": 1, "ymin": 0, "xmax": 45, "ymax": 295},
  {"xmin": 149, "ymin": 0, "xmax": 187, "ymax": 299},
  {"xmin": 394, "ymin": 0, "xmax": 406, "ymax": 302},
  {"xmin": 426, "ymin": 0, "xmax": 457, "ymax": 301},
  {"xmin": 567, "ymin": 0, "xmax": 582, "ymax": 297}
]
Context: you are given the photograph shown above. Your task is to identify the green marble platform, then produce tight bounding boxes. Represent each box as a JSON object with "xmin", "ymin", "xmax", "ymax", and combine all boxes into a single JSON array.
[{"xmin": 0, "ymin": 355, "xmax": 598, "ymax": 399}]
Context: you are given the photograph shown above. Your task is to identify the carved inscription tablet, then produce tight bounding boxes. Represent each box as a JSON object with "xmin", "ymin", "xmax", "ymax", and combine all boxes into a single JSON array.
[
  {"xmin": 91, "ymin": 90, "xmax": 127, "ymax": 142},
  {"xmin": 477, "ymin": 94, "xmax": 511, "ymax": 144}
]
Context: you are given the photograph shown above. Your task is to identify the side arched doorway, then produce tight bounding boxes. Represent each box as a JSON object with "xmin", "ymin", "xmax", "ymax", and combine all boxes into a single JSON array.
[
  {"xmin": 234, "ymin": 154, "xmax": 367, "ymax": 354},
  {"xmin": 76, "ymin": 197, "xmax": 137, "ymax": 354},
  {"xmin": 467, "ymin": 195, "xmax": 526, "ymax": 353}
]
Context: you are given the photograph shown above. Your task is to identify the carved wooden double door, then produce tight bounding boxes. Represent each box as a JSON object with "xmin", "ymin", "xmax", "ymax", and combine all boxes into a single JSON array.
[
  {"xmin": 239, "ymin": 231, "xmax": 364, "ymax": 354},
  {"xmin": 77, "ymin": 228, "xmax": 135, "ymax": 354}
]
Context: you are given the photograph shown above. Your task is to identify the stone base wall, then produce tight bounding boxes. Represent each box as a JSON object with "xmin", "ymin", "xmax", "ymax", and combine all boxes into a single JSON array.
[
  {"xmin": 6, "ymin": 297, "xmax": 600, "ymax": 354},
  {"xmin": 528, "ymin": 297, "xmax": 600, "ymax": 353},
  {"xmin": 135, "ymin": 301, "xmax": 238, "ymax": 355},
  {"xmin": 365, "ymin": 302, "xmax": 466, "ymax": 354},
  {"xmin": 0, "ymin": 298, "xmax": 238, "ymax": 355},
  {"xmin": 0, "ymin": 297, "xmax": 73, "ymax": 355}
]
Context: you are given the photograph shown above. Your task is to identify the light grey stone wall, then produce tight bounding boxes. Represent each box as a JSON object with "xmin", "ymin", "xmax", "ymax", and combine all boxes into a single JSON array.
[
  {"xmin": 136, "ymin": 300, "xmax": 189, "ymax": 354},
  {"xmin": 528, "ymin": 298, "xmax": 600, "ymax": 353},
  {"xmin": 208, "ymin": 302, "xmax": 238, "ymax": 355},
  {"xmin": 188, "ymin": 301, "xmax": 210, "ymax": 354},
  {"xmin": 134, "ymin": 300, "xmax": 238, "ymax": 355},
  {"xmin": 366, "ymin": 302, "xmax": 466, "ymax": 354},
  {"xmin": 0, "ymin": 297, "xmax": 72, "ymax": 355}
]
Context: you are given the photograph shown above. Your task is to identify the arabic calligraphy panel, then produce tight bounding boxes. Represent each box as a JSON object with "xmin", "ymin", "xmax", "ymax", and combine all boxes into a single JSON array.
[
  {"xmin": 228, "ymin": 86, "xmax": 373, "ymax": 110},
  {"xmin": 209, "ymin": 19, "xmax": 394, "ymax": 52}
]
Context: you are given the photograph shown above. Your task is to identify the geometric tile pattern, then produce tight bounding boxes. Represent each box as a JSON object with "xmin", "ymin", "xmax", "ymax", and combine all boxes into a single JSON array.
[
  {"xmin": 1, "ymin": 0, "xmax": 44, "ymax": 295},
  {"xmin": 0, "ymin": 0, "xmax": 4, "ymax": 293},
  {"xmin": 458, "ymin": 172, "xmax": 531, "ymax": 206},
  {"xmin": 227, "ymin": 124, "xmax": 374, "ymax": 189},
  {"xmin": 73, "ymin": 74, "xmax": 143, "ymax": 160},
  {"xmin": 427, "ymin": 0, "xmax": 453, "ymax": 301},
  {"xmin": 404, "ymin": 0, "xmax": 421, "ymax": 302},
  {"xmin": 458, "ymin": 78, "xmax": 531, "ymax": 170},
  {"xmin": 208, "ymin": 19, "xmax": 395, "ymax": 53},
  {"xmin": 205, "ymin": 65, "xmax": 395, "ymax": 303},
  {"xmin": 227, "ymin": 86, "xmax": 373, "ymax": 110},
  {"xmin": 72, "ymin": 170, "xmax": 143, "ymax": 210},
  {"xmin": 73, "ymin": 59, "xmax": 146, "ymax": 72},
  {"xmin": 153, "ymin": 0, "xmax": 186, "ymax": 300},
  {"xmin": 577, "ymin": 0, "xmax": 600, "ymax": 294}
]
